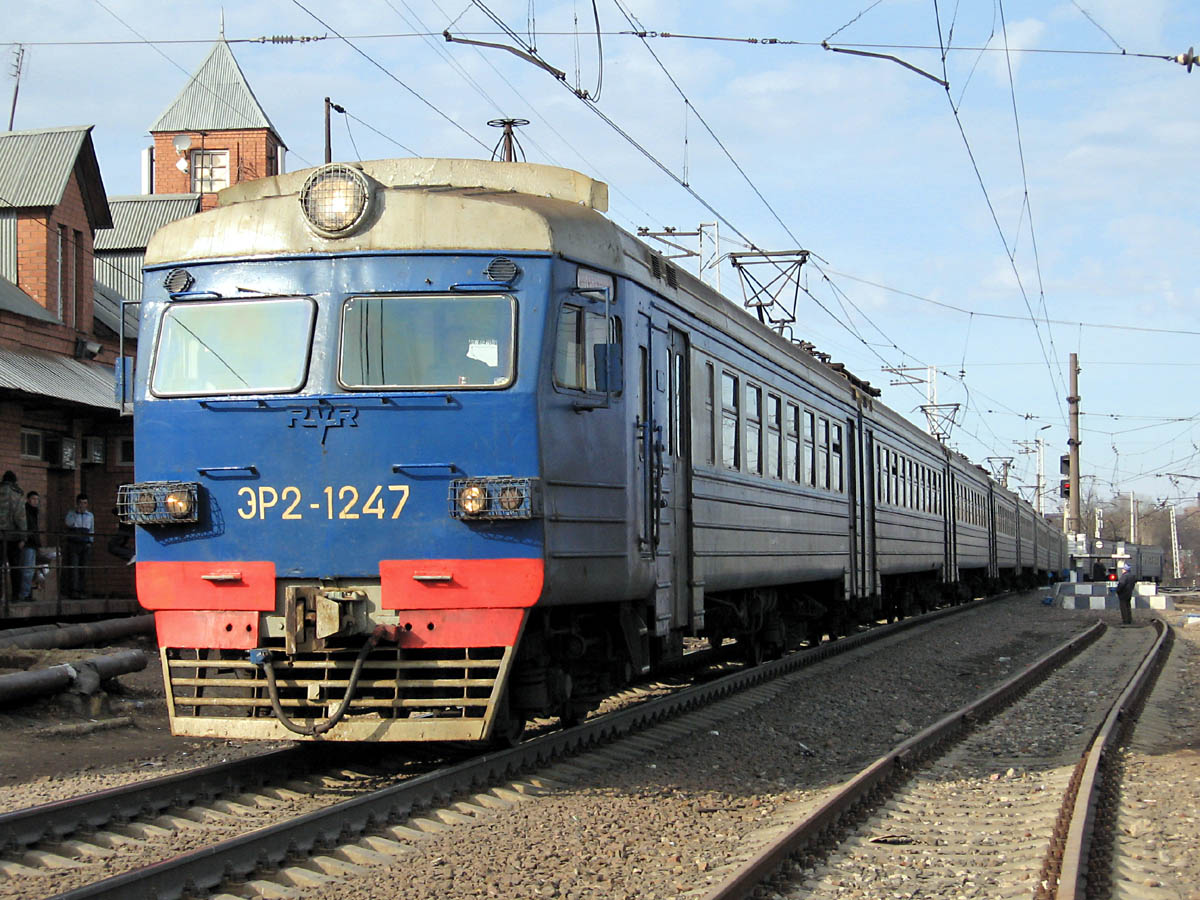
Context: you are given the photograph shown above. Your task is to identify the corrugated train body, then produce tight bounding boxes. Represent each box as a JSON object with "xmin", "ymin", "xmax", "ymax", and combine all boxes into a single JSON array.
[{"xmin": 121, "ymin": 158, "xmax": 1067, "ymax": 743}]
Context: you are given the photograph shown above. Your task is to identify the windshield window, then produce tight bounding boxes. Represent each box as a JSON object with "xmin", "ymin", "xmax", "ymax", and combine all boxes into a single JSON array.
[
  {"xmin": 340, "ymin": 294, "xmax": 515, "ymax": 389},
  {"xmin": 151, "ymin": 297, "xmax": 315, "ymax": 397}
]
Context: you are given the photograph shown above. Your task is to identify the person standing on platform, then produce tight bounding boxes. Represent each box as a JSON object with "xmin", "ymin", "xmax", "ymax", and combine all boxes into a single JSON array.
[
  {"xmin": 64, "ymin": 493, "xmax": 94, "ymax": 598},
  {"xmin": 18, "ymin": 491, "xmax": 40, "ymax": 602},
  {"xmin": 0, "ymin": 471, "xmax": 26, "ymax": 603},
  {"xmin": 1115, "ymin": 561, "xmax": 1137, "ymax": 625}
]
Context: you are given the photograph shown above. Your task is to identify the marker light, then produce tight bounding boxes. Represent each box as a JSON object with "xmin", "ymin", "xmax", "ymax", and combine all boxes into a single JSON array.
[{"xmin": 299, "ymin": 164, "xmax": 371, "ymax": 237}]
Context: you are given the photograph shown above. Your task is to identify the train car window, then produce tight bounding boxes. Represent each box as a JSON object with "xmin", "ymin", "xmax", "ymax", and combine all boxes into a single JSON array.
[
  {"xmin": 548, "ymin": 304, "xmax": 621, "ymax": 394},
  {"xmin": 152, "ymin": 297, "xmax": 315, "ymax": 397},
  {"xmin": 804, "ymin": 411, "xmax": 815, "ymax": 487},
  {"xmin": 766, "ymin": 394, "xmax": 781, "ymax": 478},
  {"xmin": 555, "ymin": 305, "xmax": 584, "ymax": 386},
  {"xmin": 668, "ymin": 349, "xmax": 684, "ymax": 456},
  {"xmin": 831, "ymin": 424, "xmax": 843, "ymax": 492},
  {"xmin": 890, "ymin": 452, "xmax": 899, "ymax": 506},
  {"xmin": 817, "ymin": 417, "xmax": 830, "ymax": 490},
  {"xmin": 785, "ymin": 403, "xmax": 799, "ymax": 482},
  {"xmin": 720, "ymin": 372, "xmax": 739, "ymax": 469},
  {"xmin": 341, "ymin": 293, "xmax": 514, "ymax": 389},
  {"xmin": 878, "ymin": 446, "xmax": 888, "ymax": 504},
  {"xmin": 703, "ymin": 363, "xmax": 715, "ymax": 466},
  {"xmin": 745, "ymin": 385, "xmax": 762, "ymax": 475}
]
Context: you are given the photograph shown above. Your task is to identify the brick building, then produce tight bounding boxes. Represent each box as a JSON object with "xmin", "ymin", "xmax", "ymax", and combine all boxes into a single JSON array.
[
  {"xmin": 145, "ymin": 38, "xmax": 286, "ymax": 210},
  {"xmin": 0, "ymin": 125, "xmax": 135, "ymax": 615},
  {"xmin": 0, "ymin": 38, "xmax": 287, "ymax": 617}
]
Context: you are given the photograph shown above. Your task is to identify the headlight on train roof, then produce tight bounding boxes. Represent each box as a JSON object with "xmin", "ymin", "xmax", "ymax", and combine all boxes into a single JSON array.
[
  {"xmin": 457, "ymin": 482, "xmax": 488, "ymax": 516},
  {"xmin": 299, "ymin": 164, "xmax": 371, "ymax": 238}
]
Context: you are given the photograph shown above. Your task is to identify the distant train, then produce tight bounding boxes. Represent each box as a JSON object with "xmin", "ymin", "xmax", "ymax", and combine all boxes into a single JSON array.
[{"xmin": 119, "ymin": 158, "xmax": 1066, "ymax": 743}]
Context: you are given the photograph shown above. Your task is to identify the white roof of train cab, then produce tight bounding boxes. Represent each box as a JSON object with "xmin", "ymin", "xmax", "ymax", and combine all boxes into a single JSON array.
[{"xmin": 144, "ymin": 158, "xmax": 618, "ymax": 269}]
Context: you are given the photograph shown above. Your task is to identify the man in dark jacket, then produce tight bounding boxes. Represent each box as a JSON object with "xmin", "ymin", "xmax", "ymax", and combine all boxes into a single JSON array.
[
  {"xmin": 0, "ymin": 471, "xmax": 27, "ymax": 603},
  {"xmin": 1115, "ymin": 562, "xmax": 1137, "ymax": 625},
  {"xmin": 19, "ymin": 491, "xmax": 41, "ymax": 602}
]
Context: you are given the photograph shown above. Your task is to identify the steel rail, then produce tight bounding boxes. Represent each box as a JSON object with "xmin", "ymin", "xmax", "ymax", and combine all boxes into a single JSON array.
[
  {"xmin": 1053, "ymin": 619, "xmax": 1171, "ymax": 900},
  {"xmin": 697, "ymin": 619, "xmax": 1108, "ymax": 900},
  {"xmin": 0, "ymin": 747, "xmax": 308, "ymax": 850},
  {"xmin": 49, "ymin": 595, "xmax": 997, "ymax": 900}
]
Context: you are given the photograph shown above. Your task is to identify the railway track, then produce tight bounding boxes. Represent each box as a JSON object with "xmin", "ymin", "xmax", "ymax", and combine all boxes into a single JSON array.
[
  {"xmin": 698, "ymin": 619, "xmax": 1170, "ymax": 900},
  {"xmin": 0, "ymin": 595, "xmax": 999, "ymax": 900}
]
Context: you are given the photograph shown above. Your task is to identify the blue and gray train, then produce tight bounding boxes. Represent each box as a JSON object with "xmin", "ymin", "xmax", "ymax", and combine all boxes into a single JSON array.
[{"xmin": 119, "ymin": 158, "xmax": 1066, "ymax": 743}]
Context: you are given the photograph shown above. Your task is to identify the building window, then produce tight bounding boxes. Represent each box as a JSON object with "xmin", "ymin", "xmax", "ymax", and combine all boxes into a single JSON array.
[
  {"xmin": 720, "ymin": 372, "xmax": 738, "ymax": 469},
  {"xmin": 191, "ymin": 149, "xmax": 230, "ymax": 192},
  {"xmin": 118, "ymin": 437, "xmax": 135, "ymax": 466},
  {"xmin": 20, "ymin": 429, "xmax": 42, "ymax": 459},
  {"xmin": 56, "ymin": 224, "xmax": 66, "ymax": 320}
]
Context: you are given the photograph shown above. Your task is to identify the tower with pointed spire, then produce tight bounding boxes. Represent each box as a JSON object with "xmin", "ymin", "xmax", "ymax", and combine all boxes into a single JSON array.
[{"xmin": 146, "ymin": 37, "xmax": 286, "ymax": 209}]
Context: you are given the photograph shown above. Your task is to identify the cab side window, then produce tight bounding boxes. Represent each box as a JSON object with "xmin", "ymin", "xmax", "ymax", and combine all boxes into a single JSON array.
[{"xmin": 554, "ymin": 304, "xmax": 622, "ymax": 393}]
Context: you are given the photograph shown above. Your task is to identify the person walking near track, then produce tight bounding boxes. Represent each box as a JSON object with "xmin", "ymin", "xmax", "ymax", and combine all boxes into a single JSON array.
[{"xmin": 1115, "ymin": 561, "xmax": 1137, "ymax": 625}]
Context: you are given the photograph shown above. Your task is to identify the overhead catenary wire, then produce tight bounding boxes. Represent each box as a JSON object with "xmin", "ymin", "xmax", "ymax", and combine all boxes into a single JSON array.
[{"xmin": 289, "ymin": 0, "xmax": 492, "ymax": 155}]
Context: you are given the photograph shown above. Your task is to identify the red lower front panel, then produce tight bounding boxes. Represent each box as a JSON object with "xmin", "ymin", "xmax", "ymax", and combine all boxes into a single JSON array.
[
  {"xmin": 137, "ymin": 561, "xmax": 276, "ymax": 611},
  {"xmin": 157, "ymin": 610, "xmax": 260, "ymax": 649},
  {"xmin": 380, "ymin": 558, "xmax": 543, "ymax": 610}
]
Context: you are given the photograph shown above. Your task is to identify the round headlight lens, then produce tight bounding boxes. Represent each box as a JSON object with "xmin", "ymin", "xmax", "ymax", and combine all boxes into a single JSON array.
[
  {"xmin": 498, "ymin": 486, "xmax": 523, "ymax": 511},
  {"xmin": 300, "ymin": 164, "xmax": 370, "ymax": 236},
  {"xmin": 134, "ymin": 490, "xmax": 158, "ymax": 517},
  {"xmin": 165, "ymin": 490, "xmax": 194, "ymax": 519},
  {"xmin": 458, "ymin": 483, "xmax": 488, "ymax": 516}
]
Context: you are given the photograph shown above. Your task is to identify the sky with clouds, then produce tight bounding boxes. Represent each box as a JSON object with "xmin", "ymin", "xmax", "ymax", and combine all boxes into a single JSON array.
[{"xmin": 5, "ymin": 1, "xmax": 1199, "ymax": 515}]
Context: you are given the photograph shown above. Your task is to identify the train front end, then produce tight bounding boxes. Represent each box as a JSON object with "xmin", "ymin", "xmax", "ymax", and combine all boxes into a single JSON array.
[{"xmin": 121, "ymin": 160, "xmax": 602, "ymax": 742}]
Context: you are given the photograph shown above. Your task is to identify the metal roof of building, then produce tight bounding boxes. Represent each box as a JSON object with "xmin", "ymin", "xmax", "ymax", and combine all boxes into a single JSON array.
[
  {"xmin": 0, "ymin": 126, "xmax": 112, "ymax": 230},
  {"xmin": 95, "ymin": 194, "xmax": 200, "ymax": 251},
  {"xmin": 0, "ymin": 344, "xmax": 118, "ymax": 410},
  {"xmin": 93, "ymin": 281, "xmax": 138, "ymax": 340},
  {"xmin": 148, "ymin": 40, "xmax": 283, "ymax": 142},
  {"xmin": 0, "ymin": 275, "xmax": 59, "ymax": 325}
]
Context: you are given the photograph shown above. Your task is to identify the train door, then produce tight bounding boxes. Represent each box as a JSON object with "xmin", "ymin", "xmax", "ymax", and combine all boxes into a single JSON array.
[
  {"xmin": 636, "ymin": 314, "xmax": 692, "ymax": 638},
  {"xmin": 944, "ymin": 467, "xmax": 957, "ymax": 582},
  {"xmin": 665, "ymin": 327, "xmax": 693, "ymax": 631},
  {"xmin": 846, "ymin": 415, "xmax": 870, "ymax": 602}
]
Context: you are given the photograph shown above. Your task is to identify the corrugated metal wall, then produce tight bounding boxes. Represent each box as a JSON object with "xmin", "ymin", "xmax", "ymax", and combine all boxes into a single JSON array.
[
  {"xmin": 95, "ymin": 250, "xmax": 144, "ymax": 301},
  {"xmin": 0, "ymin": 210, "xmax": 15, "ymax": 282}
]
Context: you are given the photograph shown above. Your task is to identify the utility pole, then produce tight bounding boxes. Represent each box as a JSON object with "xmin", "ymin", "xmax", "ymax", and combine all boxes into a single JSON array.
[
  {"xmin": 1014, "ymin": 424, "xmax": 1051, "ymax": 514},
  {"xmin": 1170, "ymin": 505, "xmax": 1182, "ymax": 580},
  {"xmin": 8, "ymin": 45, "xmax": 24, "ymax": 131},
  {"xmin": 1066, "ymin": 353, "xmax": 1081, "ymax": 536},
  {"xmin": 324, "ymin": 97, "xmax": 332, "ymax": 164}
]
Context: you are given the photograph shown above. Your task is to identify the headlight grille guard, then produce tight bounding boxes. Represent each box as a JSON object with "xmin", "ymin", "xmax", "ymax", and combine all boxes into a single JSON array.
[
  {"xmin": 448, "ymin": 476, "xmax": 539, "ymax": 521},
  {"xmin": 117, "ymin": 481, "xmax": 201, "ymax": 525}
]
